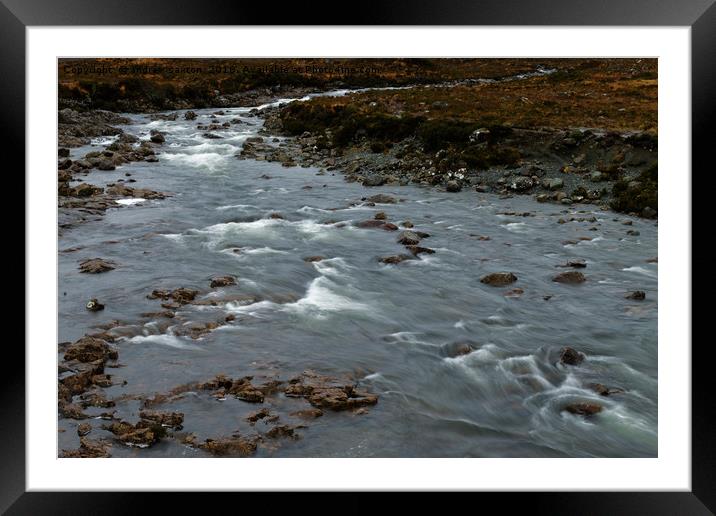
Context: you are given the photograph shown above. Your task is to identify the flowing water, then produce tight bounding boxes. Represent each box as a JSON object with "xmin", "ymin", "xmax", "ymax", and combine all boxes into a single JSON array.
[{"xmin": 58, "ymin": 97, "xmax": 658, "ymax": 457}]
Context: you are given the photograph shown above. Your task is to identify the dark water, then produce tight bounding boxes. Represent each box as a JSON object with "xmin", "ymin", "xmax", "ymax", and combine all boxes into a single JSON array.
[{"xmin": 59, "ymin": 97, "xmax": 658, "ymax": 457}]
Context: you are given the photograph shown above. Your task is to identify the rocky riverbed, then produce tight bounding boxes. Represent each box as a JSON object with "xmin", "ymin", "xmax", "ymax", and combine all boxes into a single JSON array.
[{"xmin": 57, "ymin": 87, "xmax": 657, "ymax": 458}]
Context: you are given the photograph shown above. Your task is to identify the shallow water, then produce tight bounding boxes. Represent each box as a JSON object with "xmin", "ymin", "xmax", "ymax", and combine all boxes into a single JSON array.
[{"xmin": 59, "ymin": 99, "xmax": 658, "ymax": 457}]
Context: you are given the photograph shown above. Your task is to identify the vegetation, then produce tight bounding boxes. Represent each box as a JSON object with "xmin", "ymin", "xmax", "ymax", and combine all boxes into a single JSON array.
[{"xmin": 610, "ymin": 164, "xmax": 658, "ymax": 214}]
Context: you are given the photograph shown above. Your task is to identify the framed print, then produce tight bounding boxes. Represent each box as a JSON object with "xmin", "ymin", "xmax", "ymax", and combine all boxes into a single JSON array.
[{"xmin": 6, "ymin": 0, "xmax": 713, "ymax": 511}]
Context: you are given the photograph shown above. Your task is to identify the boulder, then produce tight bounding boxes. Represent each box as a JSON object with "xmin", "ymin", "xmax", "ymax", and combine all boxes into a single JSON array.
[
  {"xmin": 362, "ymin": 174, "xmax": 385, "ymax": 187},
  {"xmin": 559, "ymin": 347, "xmax": 585, "ymax": 366},
  {"xmin": 184, "ymin": 111, "xmax": 197, "ymax": 120},
  {"xmin": 149, "ymin": 130, "xmax": 165, "ymax": 144},
  {"xmin": 446, "ymin": 180, "xmax": 461, "ymax": 192},
  {"xmin": 397, "ymin": 231, "xmax": 421, "ymax": 246},
  {"xmin": 480, "ymin": 272, "xmax": 518, "ymax": 286}
]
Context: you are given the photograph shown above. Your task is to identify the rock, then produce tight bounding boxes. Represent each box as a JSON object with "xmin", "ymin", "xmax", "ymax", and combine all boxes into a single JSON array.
[
  {"xmin": 536, "ymin": 193, "xmax": 549, "ymax": 203},
  {"xmin": 58, "ymin": 148, "xmax": 70, "ymax": 158},
  {"xmin": 590, "ymin": 171, "xmax": 603, "ymax": 182},
  {"xmin": 362, "ymin": 174, "xmax": 385, "ymax": 187},
  {"xmin": 285, "ymin": 370, "xmax": 378, "ymax": 411},
  {"xmin": 198, "ymin": 374, "xmax": 269, "ymax": 403},
  {"xmin": 290, "ymin": 408, "xmax": 323, "ymax": 419},
  {"xmin": 210, "ymin": 276, "xmax": 236, "ymax": 288},
  {"xmin": 60, "ymin": 437, "xmax": 111, "ymax": 458},
  {"xmin": 627, "ymin": 230, "xmax": 640, "ymax": 236},
  {"xmin": 98, "ymin": 159, "xmax": 115, "ymax": 171},
  {"xmin": 563, "ymin": 403, "xmax": 603, "ymax": 417},
  {"xmin": 557, "ymin": 260, "xmax": 587, "ymax": 269},
  {"xmin": 560, "ymin": 198, "xmax": 573, "ymax": 205},
  {"xmin": 78, "ymin": 258, "xmax": 116, "ymax": 274},
  {"xmin": 510, "ymin": 177, "xmax": 533, "ymax": 192},
  {"xmin": 139, "ymin": 410, "xmax": 184, "ymax": 430},
  {"xmin": 106, "ymin": 420, "xmax": 164, "ymax": 446},
  {"xmin": 356, "ymin": 220, "xmax": 398, "ymax": 231},
  {"xmin": 246, "ymin": 408, "xmax": 279, "ymax": 425},
  {"xmin": 184, "ymin": 111, "xmax": 197, "ymax": 120},
  {"xmin": 545, "ymin": 178, "xmax": 564, "ymax": 190},
  {"xmin": 58, "ymin": 158, "xmax": 73, "ymax": 170},
  {"xmin": 72, "ymin": 183, "xmax": 103, "ymax": 197},
  {"xmin": 397, "ymin": 230, "xmax": 421, "ymax": 246},
  {"xmin": 446, "ymin": 180, "xmax": 461, "ymax": 192},
  {"xmin": 199, "ymin": 435, "xmax": 258, "ymax": 457},
  {"xmin": 268, "ymin": 212, "xmax": 284, "ymax": 219},
  {"xmin": 374, "ymin": 212, "xmax": 387, "ymax": 220},
  {"xmin": 265, "ymin": 425, "xmax": 302, "ymax": 439},
  {"xmin": 504, "ymin": 288, "xmax": 524, "ymax": 297},
  {"xmin": 441, "ymin": 341, "xmax": 476, "ymax": 358},
  {"xmin": 149, "ymin": 130, "xmax": 165, "ymax": 144},
  {"xmin": 379, "ymin": 254, "xmax": 413, "ymax": 265},
  {"xmin": 147, "ymin": 287, "xmax": 198, "ymax": 304},
  {"xmin": 85, "ymin": 298, "xmax": 105, "ymax": 312},
  {"xmin": 553, "ymin": 271, "xmax": 586, "ymax": 284},
  {"xmin": 480, "ymin": 272, "xmax": 517, "ymax": 286},
  {"xmin": 405, "ymin": 245, "xmax": 435, "ymax": 256},
  {"xmin": 303, "ymin": 256, "xmax": 325, "ymax": 263},
  {"xmin": 642, "ymin": 206, "xmax": 657, "ymax": 219},
  {"xmin": 77, "ymin": 423, "xmax": 92, "ymax": 436},
  {"xmin": 559, "ymin": 347, "xmax": 585, "ymax": 366},
  {"xmin": 402, "ymin": 220, "xmax": 414, "ymax": 228},
  {"xmin": 589, "ymin": 383, "xmax": 625, "ymax": 396},
  {"xmin": 64, "ymin": 336, "xmax": 118, "ymax": 363},
  {"xmin": 365, "ymin": 194, "xmax": 396, "ymax": 204},
  {"xmin": 625, "ymin": 290, "xmax": 646, "ymax": 300}
]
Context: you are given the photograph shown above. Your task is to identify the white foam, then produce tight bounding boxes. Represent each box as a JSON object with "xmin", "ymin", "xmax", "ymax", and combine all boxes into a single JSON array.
[
  {"xmin": 284, "ymin": 276, "xmax": 368, "ymax": 317},
  {"xmin": 126, "ymin": 334, "xmax": 197, "ymax": 349},
  {"xmin": 504, "ymin": 222, "xmax": 529, "ymax": 233},
  {"xmin": 621, "ymin": 266, "xmax": 657, "ymax": 278},
  {"xmin": 161, "ymin": 151, "xmax": 228, "ymax": 172},
  {"xmin": 115, "ymin": 198, "xmax": 146, "ymax": 206},
  {"xmin": 215, "ymin": 204, "xmax": 258, "ymax": 211}
]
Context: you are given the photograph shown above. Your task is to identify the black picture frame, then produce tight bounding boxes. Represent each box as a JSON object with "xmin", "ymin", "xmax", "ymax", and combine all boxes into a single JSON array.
[{"xmin": 6, "ymin": 0, "xmax": 712, "ymax": 512}]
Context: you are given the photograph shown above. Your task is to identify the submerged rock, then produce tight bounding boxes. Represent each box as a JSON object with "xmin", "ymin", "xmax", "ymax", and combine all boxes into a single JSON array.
[
  {"xmin": 210, "ymin": 275, "xmax": 236, "ymax": 288},
  {"xmin": 589, "ymin": 383, "xmax": 625, "ymax": 396},
  {"xmin": 364, "ymin": 194, "xmax": 397, "ymax": 204},
  {"xmin": 480, "ymin": 272, "xmax": 518, "ymax": 286},
  {"xmin": 563, "ymin": 403, "xmax": 603, "ymax": 417},
  {"xmin": 303, "ymin": 256, "xmax": 325, "ymax": 263},
  {"xmin": 553, "ymin": 271, "xmax": 586, "ymax": 284},
  {"xmin": 625, "ymin": 290, "xmax": 646, "ymax": 300},
  {"xmin": 379, "ymin": 254, "xmax": 413, "ymax": 265},
  {"xmin": 78, "ymin": 258, "xmax": 116, "ymax": 274},
  {"xmin": 559, "ymin": 347, "xmax": 585, "ymax": 366}
]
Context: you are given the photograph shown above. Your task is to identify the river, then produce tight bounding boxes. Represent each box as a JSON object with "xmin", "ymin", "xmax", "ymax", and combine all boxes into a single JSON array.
[{"xmin": 58, "ymin": 95, "xmax": 658, "ymax": 458}]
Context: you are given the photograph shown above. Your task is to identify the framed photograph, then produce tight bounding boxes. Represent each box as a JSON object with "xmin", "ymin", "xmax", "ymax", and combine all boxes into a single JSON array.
[{"xmin": 8, "ymin": 0, "xmax": 711, "ymax": 511}]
